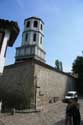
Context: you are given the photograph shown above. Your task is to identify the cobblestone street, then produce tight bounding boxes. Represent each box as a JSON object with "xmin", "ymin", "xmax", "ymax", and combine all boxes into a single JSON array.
[{"xmin": 0, "ymin": 99, "xmax": 82, "ymax": 125}]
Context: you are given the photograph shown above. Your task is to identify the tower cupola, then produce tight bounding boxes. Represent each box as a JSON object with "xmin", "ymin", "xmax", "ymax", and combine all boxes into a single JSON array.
[{"xmin": 15, "ymin": 16, "xmax": 46, "ymax": 63}]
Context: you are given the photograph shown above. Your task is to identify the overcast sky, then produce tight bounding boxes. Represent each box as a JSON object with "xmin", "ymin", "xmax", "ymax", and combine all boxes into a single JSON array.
[{"xmin": 0, "ymin": 0, "xmax": 83, "ymax": 72}]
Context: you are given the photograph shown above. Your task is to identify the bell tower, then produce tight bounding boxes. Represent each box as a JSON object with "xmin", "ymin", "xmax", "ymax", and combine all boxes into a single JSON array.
[{"xmin": 15, "ymin": 17, "xmax": 46, "ymax": 63}]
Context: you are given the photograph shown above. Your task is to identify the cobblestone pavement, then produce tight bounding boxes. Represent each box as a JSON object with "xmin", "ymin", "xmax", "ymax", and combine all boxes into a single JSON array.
[{"xmin": 0, "ymin": 99, "xmax": 82, "ymax": 125}]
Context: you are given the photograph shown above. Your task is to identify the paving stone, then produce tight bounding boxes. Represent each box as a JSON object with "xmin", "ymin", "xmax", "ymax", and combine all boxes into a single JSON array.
[{"xmin": 0, "ymin": 99, "xmax": 82, "ymax": 125}]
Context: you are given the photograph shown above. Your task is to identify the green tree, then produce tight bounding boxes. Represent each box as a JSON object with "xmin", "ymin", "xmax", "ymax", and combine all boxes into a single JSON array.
[
  {"xmin": 55, "ymin": 60, "xmax": 63, "ymax": 71},
  {"xmin": 72, "ymin": 56, "xmax": 83, "ymax": 78},
  {"xmin": 59, "ymin": 61, "xmax": 63, "ymax": 71},
  {"xmin": 72, "ymin": 56, "xmax": 83, "ymax": 95},
  {"xmin": 55, "ymin": 60, "xmax": 59, "ymax": 70}
]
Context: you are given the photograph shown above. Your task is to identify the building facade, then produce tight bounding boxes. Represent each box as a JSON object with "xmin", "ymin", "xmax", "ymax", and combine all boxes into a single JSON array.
[
  {"xmin": 0, "ymin": 59, "xmax": 76, "ymax": 111},
  {"xmin": 0, "ymin": 17, "xmax": 76, "ymax": 111}
]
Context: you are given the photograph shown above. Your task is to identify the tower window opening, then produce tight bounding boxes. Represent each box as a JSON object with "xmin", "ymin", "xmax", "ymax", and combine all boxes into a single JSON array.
[
  {"xmin": 25, "ymin": 33, "xmax": 28, "ymax": 42},
  {"xmin": 33, "ymin": 33, "xmax": 36, "ymax": 41},
  {"xmin": 26, "ymin": 21, "xmax": 30, "ymax": 27},
  {"xmin": 33, "ymin": 21, "xmax": 38, "ymax": 27},
  {"xmin": 41, "ymin": 24, "xmax": 43, "ymax": 30},
  {"xmin": 40, "ymin": 36, "xmax": 42, "ymax": 44}
]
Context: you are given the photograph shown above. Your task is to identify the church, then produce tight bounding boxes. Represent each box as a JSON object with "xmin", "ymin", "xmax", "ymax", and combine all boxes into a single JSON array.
[{"xmin": 0, "ymin": 17, "xmax": 76, "ymax": 112}]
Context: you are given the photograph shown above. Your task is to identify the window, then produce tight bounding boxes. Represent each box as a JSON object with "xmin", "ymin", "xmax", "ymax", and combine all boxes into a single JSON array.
[
  {"xmin": 33, "ymin": 21, "xmax": 38, "ymax": 27},
  {"xmin": 26, "ymin": 21, "xmax": 30, "ymax": 27},
  {"xmin": 40, "ymin": 36, "xmax": 42, "ymax": 44},
  {"xmin": 41, "ymin": 24, "xmax": 43, "ymax": 30},
  {"xmin": 25, "ymin": 33, "xmax": 28, "ymax": 41},
  {"xmin": 33, "ymin": 33, "xmax": 36, "ymax": 41}
]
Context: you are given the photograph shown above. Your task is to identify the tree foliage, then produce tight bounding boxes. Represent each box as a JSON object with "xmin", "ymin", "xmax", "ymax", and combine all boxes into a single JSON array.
[
  {"xmin": 55, "ymin": 59, "xmax": 63, "ymax": 71},
  {"xmin": 72, "ymin": 56, "xmax": 83, "ymax": 79}
]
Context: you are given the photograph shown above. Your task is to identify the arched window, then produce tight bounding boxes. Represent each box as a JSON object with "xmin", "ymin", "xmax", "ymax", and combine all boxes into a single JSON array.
[
  {"xmin": 33, "ymin": 33, "xmax": 36, "ymax": 41},
  {"xmin": 33, "ymin": 21, "xmax": 38, "ymax": 27},
  {"xmin": 26, "ymin": 21, "xmax": 30, "ymax": 27}
]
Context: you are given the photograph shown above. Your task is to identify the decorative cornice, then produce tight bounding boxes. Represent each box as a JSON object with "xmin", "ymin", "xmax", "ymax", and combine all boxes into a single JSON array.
[
  {"xmin": 23, "ymin": 30, "xmax": 44, "ymax": 37},
  {"xmin": 24, "ymin": 17, "xmax": 44, "ymax": 25}
]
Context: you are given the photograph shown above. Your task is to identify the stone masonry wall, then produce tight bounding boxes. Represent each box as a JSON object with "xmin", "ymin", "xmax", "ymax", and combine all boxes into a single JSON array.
[
  {"xmin": 34, "ymin": 63, "xmax": 76, "ymax": 110},
  {"xmin": 0, "ymin": 62, "xmax": 35, "ymax": 110},
  {"xmin": 0, "ymin": 59, "xmax": 76, "ymax": 111}
]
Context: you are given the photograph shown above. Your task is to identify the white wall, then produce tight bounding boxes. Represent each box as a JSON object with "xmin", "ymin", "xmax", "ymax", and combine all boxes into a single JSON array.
[{"xmin": 0, "ymin": 30, "xmax": 10, "ymax": 74}]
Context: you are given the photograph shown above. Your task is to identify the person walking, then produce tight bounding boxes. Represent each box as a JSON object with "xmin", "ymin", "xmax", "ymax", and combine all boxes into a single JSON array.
[
  {"xmin": 65, "ymin": 100, "xmax": 73, "ymax": 125},
  {"xmin": 65, "ymin": 100, "xmax": 81, "ymax": 125},
  {"xmin": 72, "ymin": 101, "xmax": 81, "ymax": 125}
]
